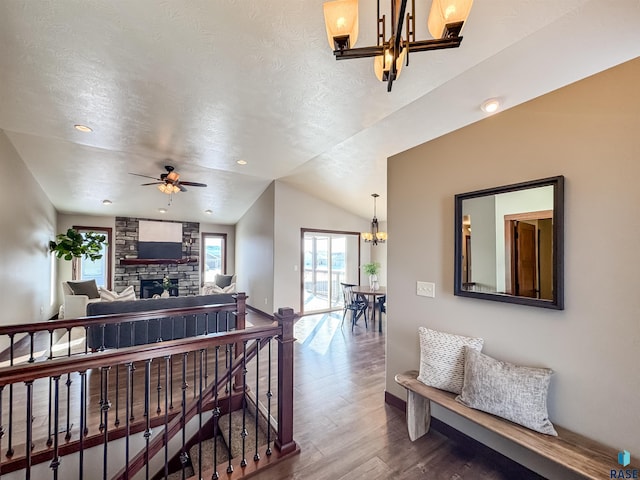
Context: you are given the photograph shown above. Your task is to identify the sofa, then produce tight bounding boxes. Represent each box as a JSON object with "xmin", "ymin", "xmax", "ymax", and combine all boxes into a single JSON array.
[{"xmin": 86, "ymin": 293, "xmax": 236, "ymax": 350}]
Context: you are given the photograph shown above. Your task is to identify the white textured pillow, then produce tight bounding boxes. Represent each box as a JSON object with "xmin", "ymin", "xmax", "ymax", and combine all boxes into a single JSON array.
[
  {"xmin": 99, "ymin": 285, "xmax": 136, "ymax": 302},
  {"xmin": 202, "ymin": 283, "xmax": 236, "ymax": 295},
  {"xmin": 417, "ymin": 327, "xmax": 484, "ymax": 394},
  {"xmin": 456, "ymin": 347, "xmax": 557, "ymax": 436}
]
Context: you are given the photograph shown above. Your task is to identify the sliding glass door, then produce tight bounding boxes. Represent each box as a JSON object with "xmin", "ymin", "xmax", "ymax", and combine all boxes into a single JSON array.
[{"xmin": 302, "ymin": 230, "xmax": 360, "ymax": 314}]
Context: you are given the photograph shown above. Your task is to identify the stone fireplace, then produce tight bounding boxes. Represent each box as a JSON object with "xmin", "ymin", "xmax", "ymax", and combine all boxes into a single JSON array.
[{"xmin": 114, "ymin": 217, "xmax": 200, "ymax": 297}]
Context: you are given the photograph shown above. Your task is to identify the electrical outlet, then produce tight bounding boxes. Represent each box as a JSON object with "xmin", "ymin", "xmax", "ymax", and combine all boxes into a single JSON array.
[
  {"xmin": 417, "ymin": 281, "xmax": 436, "ymax": 298},
  {"xmin": 264, "ymin": 297, "xmax": 268, "ymax": 305}
]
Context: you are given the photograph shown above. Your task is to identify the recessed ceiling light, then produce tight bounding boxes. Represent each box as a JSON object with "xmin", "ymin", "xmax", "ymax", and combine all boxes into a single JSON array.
[
  {"xmin": 74, "ymin": 124, "xmax": 93, "ymax": 132},
  {"xmin": 158, "ymin": 208, "xmax": 167, "ymax": 213},
  {"xmin": 481, "ymin": 98, "xmax": 501, "ymax": 114},
  {"xmin": 204, "ymin": 209, "xmax": 213, "ymax": 215},
  {"xmin": 236, "ymin": 160, "xmax": 247, "ymax": 165},
  {"xmin": 102, "ymin": 199, "xmax": 112, "ymax": 205}
]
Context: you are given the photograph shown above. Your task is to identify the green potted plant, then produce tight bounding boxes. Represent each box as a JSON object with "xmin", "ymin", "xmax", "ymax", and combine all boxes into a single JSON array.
[
  {"xmin": 361, "ymin": 262, "xmax": 381, "ymax": 290},
  {"xmin": 49, "ymin": 228, "xmax": 107, "ymax": 261}
]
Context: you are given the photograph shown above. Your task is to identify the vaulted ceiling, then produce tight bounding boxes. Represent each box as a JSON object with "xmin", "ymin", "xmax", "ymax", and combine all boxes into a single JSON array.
[{"xmin": 1, "ymin": 1, "xmax": 639, "ymax": 224}]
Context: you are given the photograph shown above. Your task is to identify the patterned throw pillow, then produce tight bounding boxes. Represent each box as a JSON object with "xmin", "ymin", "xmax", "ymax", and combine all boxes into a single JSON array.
[
  {"xmin": 417, "ymin": 327, "xmax": 484, "ymax": 394},
  {"xmin": 456, "ymin": 347, "xmax": 557, "ymax": 436},
  {"xmin": 99, "ymin": 285, "xmax": 136, "ymax": 302}
]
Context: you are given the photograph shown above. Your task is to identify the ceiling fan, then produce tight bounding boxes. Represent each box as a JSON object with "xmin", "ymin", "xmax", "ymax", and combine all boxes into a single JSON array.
[{"xmin": 130, "ymin": 165, "xmax": 207, "ymax": 195}]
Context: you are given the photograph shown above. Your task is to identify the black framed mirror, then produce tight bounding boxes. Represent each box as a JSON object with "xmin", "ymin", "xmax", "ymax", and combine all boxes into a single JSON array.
[{"xmin": 454, "ymin": 176, "xmax": 564, "ymax": 309}]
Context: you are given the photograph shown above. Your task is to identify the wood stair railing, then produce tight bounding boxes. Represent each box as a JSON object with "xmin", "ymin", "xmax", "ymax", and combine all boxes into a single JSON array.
[{"xmin": 0, "ymin": 300, "xmax": 299, "ymax": 480}]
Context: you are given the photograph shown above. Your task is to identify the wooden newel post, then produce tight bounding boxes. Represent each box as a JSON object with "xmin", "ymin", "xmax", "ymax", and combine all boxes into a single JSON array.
[
  {"xmin": 275, "ymin": 307, "xmax": 298, "ymax": 455},
  {"xmin": 233, "ymin": 292, "xmax": 247, "ymax": 392}
]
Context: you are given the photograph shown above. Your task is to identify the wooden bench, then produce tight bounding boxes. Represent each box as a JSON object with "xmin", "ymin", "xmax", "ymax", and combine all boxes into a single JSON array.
[{"xmin": 395, "ymin": 370, "xmax": 637, "ymax": 480}]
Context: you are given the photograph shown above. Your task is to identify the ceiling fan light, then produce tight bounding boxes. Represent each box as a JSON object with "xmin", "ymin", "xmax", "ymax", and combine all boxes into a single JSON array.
[
  {"xmin": 323, "ymin": 0, "xmax": 359, "ymax": 51},
  {"xmin": 427, "ymin": 0, "xmax": 473, "ymax": 39},
  {"xmin": 167, "ymin": 171, "xmax": 180, "ymax": 182}
]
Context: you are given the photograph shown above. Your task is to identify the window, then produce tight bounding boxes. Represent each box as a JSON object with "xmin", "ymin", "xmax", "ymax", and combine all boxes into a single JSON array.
[
  {"xmin": 201, "ymin": 233, "xmax": 227, "ymax": 284},
  {"xmin": 73, "ymin": 226, "xmax": 112, "ymax": 290}
]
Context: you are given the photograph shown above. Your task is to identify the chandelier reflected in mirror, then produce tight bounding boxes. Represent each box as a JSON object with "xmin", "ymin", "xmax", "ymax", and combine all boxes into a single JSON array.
[
  {"xmin": 362, "ymin": 193, "xmax": 387, "ymax": 245},
  {"xmin": 323, "ymin": 0, "xmax": 473, "ymax": 91}
]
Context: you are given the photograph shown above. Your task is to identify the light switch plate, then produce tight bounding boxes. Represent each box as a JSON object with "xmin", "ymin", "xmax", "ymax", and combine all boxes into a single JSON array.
[{"xmin": 417, "ymin": 281, "xmax": 436, "ymax": 298}]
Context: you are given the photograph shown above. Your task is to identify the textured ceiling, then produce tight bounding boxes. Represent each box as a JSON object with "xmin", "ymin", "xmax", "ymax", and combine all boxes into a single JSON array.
[{"xmin": 1, "ymin": 0, "xmax": 639, "ymax": 224}]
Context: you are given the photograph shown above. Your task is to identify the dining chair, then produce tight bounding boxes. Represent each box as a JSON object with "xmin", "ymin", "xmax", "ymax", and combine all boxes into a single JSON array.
[
  {"xmin": 340, "ymin": 283, "xmax": 368, "ymax": 331},
  {"xmin": 377, "ymin": 295, "xmax": 386, "ymax": 328}
]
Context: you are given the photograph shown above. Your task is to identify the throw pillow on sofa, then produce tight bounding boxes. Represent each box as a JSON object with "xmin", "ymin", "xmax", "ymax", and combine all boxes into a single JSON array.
[
  {"xmin": 202, "ymin": 274, "xmax": 237, "ymax": 294},
  {"xmin": 417, "ymin": 327, "xmax": 484, "ymax": 394},
  {"xmin": 67, "ymin": 279, "xmax": 100, "ymax": 299},
  {"xmin": 456, "ymin": 347, "xmax": 557, "ymax": 436},
  {"xmin": 99, "ymin": 285, "xmax": 137, "ymax": 302}
]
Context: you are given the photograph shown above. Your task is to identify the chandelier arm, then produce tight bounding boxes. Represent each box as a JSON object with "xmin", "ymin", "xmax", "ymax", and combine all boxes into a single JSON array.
[
  {"xmin": 408, "ymin": 36, "xmax": 463, "ymax": 53},
  {"xmin": 334, "ymin": 45, "xmax": 385, "ymax": 59}
]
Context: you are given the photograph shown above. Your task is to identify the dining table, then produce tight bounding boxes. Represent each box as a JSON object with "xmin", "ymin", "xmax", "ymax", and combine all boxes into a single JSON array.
[{"xmin": 350, "ymin": 285, "xmax": 386, "ymax": 333}]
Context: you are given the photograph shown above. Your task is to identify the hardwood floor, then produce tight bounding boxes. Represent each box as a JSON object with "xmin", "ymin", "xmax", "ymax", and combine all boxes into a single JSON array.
[{"xmin": 252, "ymin": 311, "xmax": 543, "ymax": 480}]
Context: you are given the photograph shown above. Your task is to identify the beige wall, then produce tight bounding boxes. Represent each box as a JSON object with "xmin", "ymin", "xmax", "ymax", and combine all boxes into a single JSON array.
[
  {"xmin": 273, "ymin": 181, "xmax": 373, "ymax": 313},
  {"xmin": 386, "ymin": 58, "xmax": 640, "ymax": 479},
  {"xmin": 236, "ymin": 183, "xmax": 276, "ymax": 313},
  {"xmin": 0, "ymin": 130, "xmax": 57, "ymax": 329}
]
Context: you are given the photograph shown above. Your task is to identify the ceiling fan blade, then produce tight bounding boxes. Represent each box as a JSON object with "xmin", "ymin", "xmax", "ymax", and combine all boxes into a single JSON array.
[
  {"xmin": 140, "ymin": 182, "xmax": 163, "ymax": 186},
  {"xmin": 177, "ymin": 184, "xmax": 188, "ymax": 192},
  {"xmin": 179, "ymin": 181, "xmax": 208, "ymax": 187},
  {"xmin": 130, "ymin": 173, "xmax": 161, "ymax": 181}
]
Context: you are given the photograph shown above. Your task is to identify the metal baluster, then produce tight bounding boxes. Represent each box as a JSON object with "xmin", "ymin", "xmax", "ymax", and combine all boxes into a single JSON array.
[
  {"xmin": 114, "ymin": 325, "xmax": 121, "ymax": 428},
  {"xmin": 266, "ymin": 338, "xmax": 273, "ymax": 456},
  {"xmin": 204, "ymin": 314, "xmax": 209, "ymax": 388},
  {"xmin": 240, "ymin": 340, "xmax": 248, "ymax": 467},
  {"xmin": 164, "ymin": 356, "xmax": 170, "ymax": 479},
  {"xmin": 114, "ymin": 364, "xmax": 120, "ymax": 427},
  {"xmin": 193, "ymin": 349, "xmax": 197, "ymax": 399},
  {"xmin": 130, "ymin": 363, "xmax": 136, "ymax": 422},
  {"xmin": 50, "ymin": 376, "xmax": 61, "ymax": 480},
  {"xmin": 28, "ymin": 332, "xmax": 35, "ymax": 363},
  {"xmin": 84, "ymin": 326, "xmax": 89, "ymax": 355},
  {"xmin": 65, "ymin": 328, "xmax": 73, "ymax": 440},
  {"xmin": 47, "ymin": 329, "xmax": 54, "ymax": 447},
  {"xmin": 6, "ymin": 334, "xmax": 14, "ymax": 458},
  {"xmin": 227, "ymin": 345, "xmax": 233, "ymax": 474},
  {"xmin": 79, "ymin": 371, "xmax": 87, "ymax": 480},
  {"xmin": 254, "ymin": 342, "xmax": 261, "ymax": 461},
  {"xmin": 25, "ymin": 381, "xmax": 33, "ymax": 480},
  {"xmin": 157, "ymin": 361, "xmax": 162, "ymax": 415},
  {"xmin": 125, "ymin": 363, "xmax": 132, "ymax": 479},
  {"xmin": 99, "ymin": 366, "xmax": 106, "ymax": 432},
  {"xmin": 100, "ymin": 323, "xmax": 106, "ymax": 351},
  {"xmin": 101, "ymin": 366, "xmax": 111, "ymax": 480},
  {"xmin": 179, "ymin": 352, "xmax": 189, "ymax": 479},
  {"xmin": 48, "ymin": 329, "xmax": 54, "ymax": 360},
  {"xmin": 83, "ymin": 372, "xmax": 88, "ymax": 436},
  {"xmin": 144, "ymin": 359, "xmax": 152, "ymax": 480},
  {"xmin": 212, "ymin": 345, "xmax": 220, "ymax": 480},
  {"xmin": 197, "ymin": 349, "xmax": 204, "ymax": 479},
  {"xmin": 169, "ymin": 356, "xmax": 174, "ymax": 410}
]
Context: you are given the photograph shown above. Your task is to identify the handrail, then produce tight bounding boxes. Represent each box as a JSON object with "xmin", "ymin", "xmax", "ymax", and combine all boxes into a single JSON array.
[
  {"xmin": 0, "ymin": 300, "xmax": 298, "ymax": 480},
  {"xmin": 0, "ymin": 292, "xmax": 247, "ymax": 336},
  {"xmin": 0, "ymin": 322, "xmax": 278, "ymax": 386}
]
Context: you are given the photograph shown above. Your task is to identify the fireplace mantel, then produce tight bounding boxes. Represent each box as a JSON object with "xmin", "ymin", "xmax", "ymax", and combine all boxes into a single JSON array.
[{"xmin": 120, "ymin": 258, "xmax": 197, "ymax": 265}]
